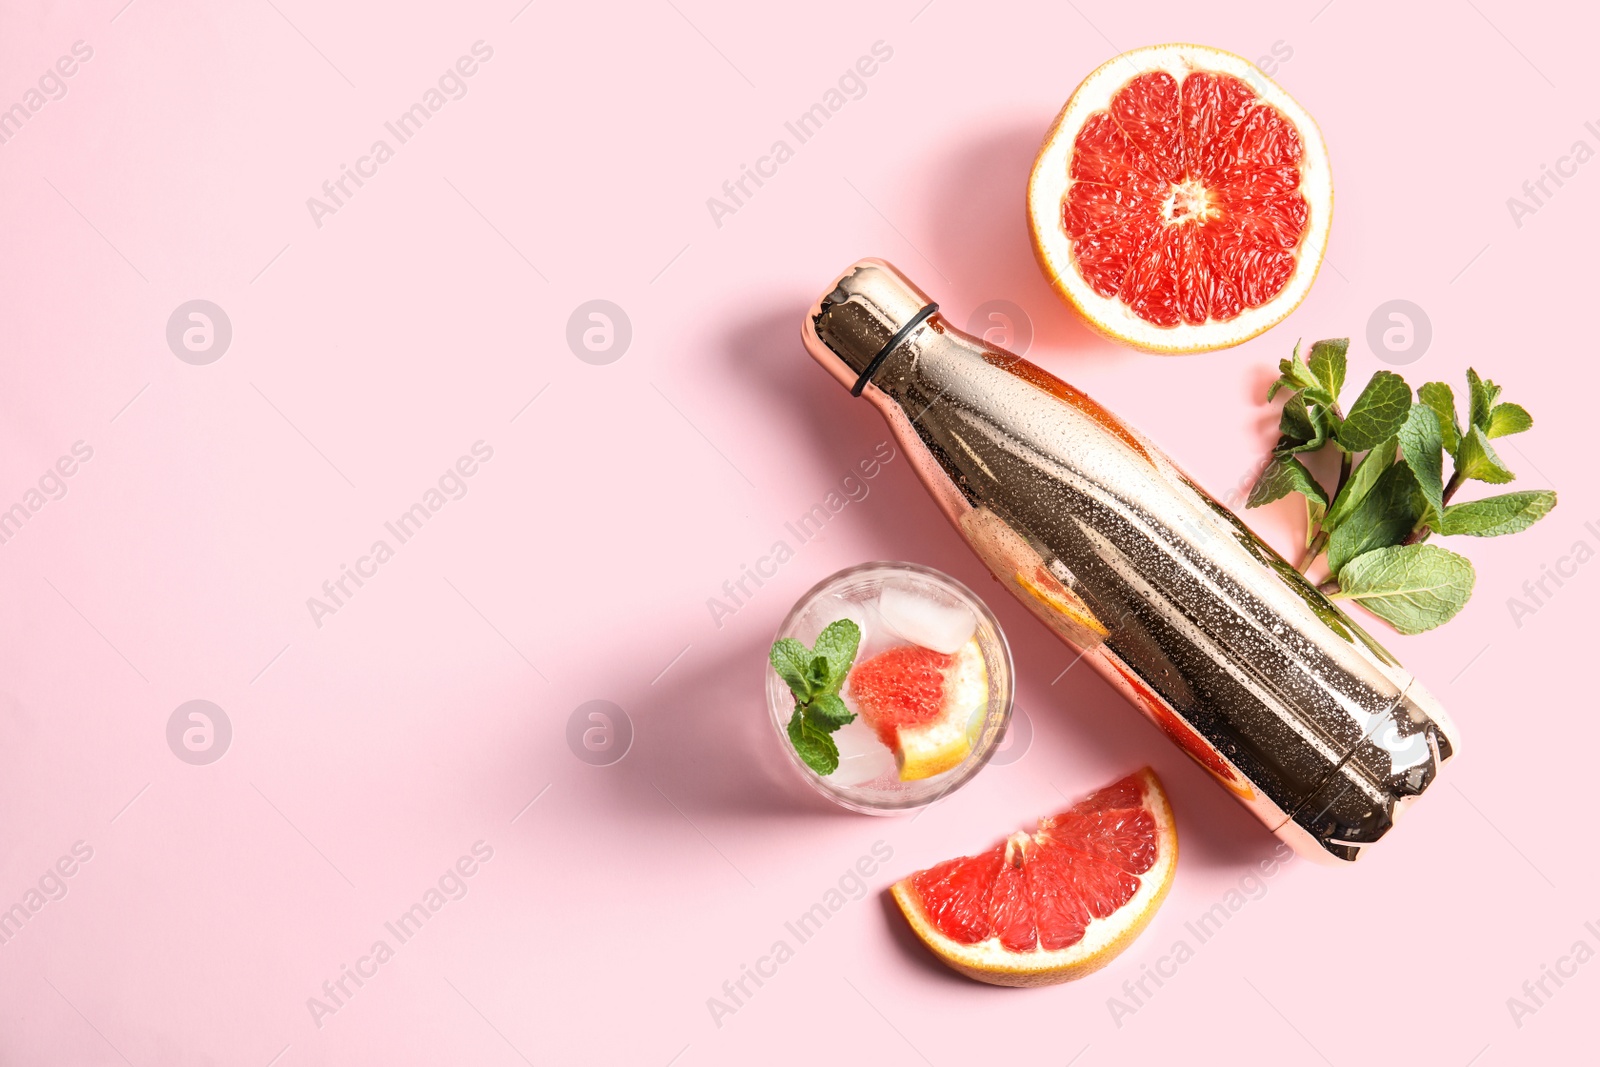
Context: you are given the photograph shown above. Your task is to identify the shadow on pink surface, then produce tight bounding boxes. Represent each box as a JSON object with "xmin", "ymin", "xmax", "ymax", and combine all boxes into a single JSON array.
[
  {"xmin": 596, "ymin": 297, "xmax": 1293, "ymax": 870},
  {"xmin": 921, "ymin": 122, "xmax": 1094, "ymax": 348}
]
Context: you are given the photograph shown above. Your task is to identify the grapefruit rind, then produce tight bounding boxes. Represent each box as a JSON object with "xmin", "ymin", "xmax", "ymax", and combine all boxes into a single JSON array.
[
  {"xmin": 889, "ymin": 768, "xmax": 1177, "ymax": 987},
  {"xmin": 1027, "ymin": 43, "xmax": 1332, "ymax": 354},
  {"xmin": 895, "ymin": 639, "xmax": 987, "ymax": 782}
]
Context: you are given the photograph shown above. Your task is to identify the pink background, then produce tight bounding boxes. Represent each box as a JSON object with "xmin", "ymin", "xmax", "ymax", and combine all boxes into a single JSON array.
[{"xmin": 2, "ymin": 1, "xmax": 1595, "ymax": 1064}]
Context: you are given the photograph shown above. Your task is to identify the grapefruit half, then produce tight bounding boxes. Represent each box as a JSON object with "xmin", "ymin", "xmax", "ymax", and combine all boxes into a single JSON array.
[
  {"xmin": 890, "ymin": 768, "xmax": 1176, "ymax": 986},
  {"xmin": 1028, "ymin": 43, "xmax": 1331, "ymax": 353}
]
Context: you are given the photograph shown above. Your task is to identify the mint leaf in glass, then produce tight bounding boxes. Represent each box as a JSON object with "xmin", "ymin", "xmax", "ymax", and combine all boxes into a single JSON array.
[
  {"xmin": 769, "ymin": 638, "xmax": 814, "ymax": 699},
  {"xmin": 771, "ymin": 619, "xmax": 862, "ymax": 775},
  {"xmin": 811, "ymin": 618, "xmax": 862, "ymax": 690}
]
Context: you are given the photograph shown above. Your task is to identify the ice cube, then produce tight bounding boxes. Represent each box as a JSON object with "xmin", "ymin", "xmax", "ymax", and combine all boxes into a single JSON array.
[
  {"xmin": 794, "ymin": 595, "xmax": 868, "ymax": 646},
  {"xmin": 828, "ymin": 714, "xmax": 897, "ymax": 787},
  {"xmin": 795, "ymin": 595, "xmax": 898, "ymax": 662},
  {"xmin": 876, "ymin": 582, "xmax": 977, "ymax": 655}
]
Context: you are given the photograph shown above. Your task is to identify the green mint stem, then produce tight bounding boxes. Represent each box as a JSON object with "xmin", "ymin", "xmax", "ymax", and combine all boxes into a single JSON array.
[
  {"xmin": 1292, "ymin": 444, "xmax": 1356, "ymax": 575},
  {"xmin": 1297, "ymin": 530, "xmax": 1328, "ymax": 573},
  {"xmin": 1296, "ymin": 447, "xmax": 1351, "ymax": 574},
  {"xmin": 1400, "ymin": 467, "xmax": 1467, "ymax": 547}
]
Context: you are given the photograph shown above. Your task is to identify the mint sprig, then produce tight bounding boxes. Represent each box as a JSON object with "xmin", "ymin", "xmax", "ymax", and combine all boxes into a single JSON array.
[
  {"xmin": 771, "ymin": 619, "xmax": 861, "ymax": 776},
  {"xmin": 1250, "ymin": 342, "xmax": 1556, "ymax": 634}
]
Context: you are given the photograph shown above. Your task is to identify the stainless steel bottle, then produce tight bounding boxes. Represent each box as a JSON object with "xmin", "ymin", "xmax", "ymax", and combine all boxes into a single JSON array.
[{"xmin": 802, "ymin": 258, "xmax": 1458, "ymax": 863}]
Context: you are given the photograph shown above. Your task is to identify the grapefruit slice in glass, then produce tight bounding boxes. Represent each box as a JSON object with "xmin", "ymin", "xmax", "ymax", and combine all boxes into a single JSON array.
[
  {"xmin": 849, "ymin": 640, "xmax": 988, "ymax": 782},
  {"xmin": 1028, "ymin": 44, "xmax": 1331, "ymax": 353},
  {"xmin": 890, "ymin": 768, "xmax": 1176, "ymax": 986}
]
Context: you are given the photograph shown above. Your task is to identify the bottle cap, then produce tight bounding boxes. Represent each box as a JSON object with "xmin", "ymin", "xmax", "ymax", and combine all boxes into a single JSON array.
[{"xmin": 804, "ymin": 259, "xmax": 939, "ymax": 395}]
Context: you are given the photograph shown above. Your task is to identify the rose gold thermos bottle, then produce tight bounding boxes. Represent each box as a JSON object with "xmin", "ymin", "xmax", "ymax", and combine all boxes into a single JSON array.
[{"xmin": 802, "ymin": 258, "xmax": 1458, "ymax": 863}]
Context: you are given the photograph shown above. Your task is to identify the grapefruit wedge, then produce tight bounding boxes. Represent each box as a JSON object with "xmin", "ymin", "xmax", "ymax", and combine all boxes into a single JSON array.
[
  {"xmin": 1028, "ymin": 43, "xmax": 1331, "ymax": 353},
  {"xmin": 850, "ymin": 640, "xmax": 987, "ymax": 782},
  {"xmin": 890, "ymin": 768, "xmax": 1176, "ymax": 986}
]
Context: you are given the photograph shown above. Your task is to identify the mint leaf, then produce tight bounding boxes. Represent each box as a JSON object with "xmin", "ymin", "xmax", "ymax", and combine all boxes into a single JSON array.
[
  {"xmin": 1301, "ymin": 386, "xmax": 1337, "ymax": 410},
  {"xmin": 1417, "ymin": 381, "xmax": 1461, "ymax": 454},
  {"xmin": 1397, "ymin": 404, "xmax": 1445, "ymax": 521},
  {"xmin": 811, "ymin": 619, "xmax": 861, "ymax": 689},
  {"xmin": 1467, "ymin": 369, "xmax": 1501, "ymax": 430},
  {"xmin": 1486, "ymin": 402, "xmax": 1533, "ymax": 439},
  {"xmin": 1334, "ymin": 544, "xmax": 1475, "ymax": 635},
  {"xmin": 1278, "ymin": 392, "xmax": 1316, "ymax": 440},
  {"xmin": 1336, "ymin": 370, "xmax": 1412, "ymax": 452},
  {"xmin": 1253, "ymin": 339, "xmax": 1544, "ymax": 636},
  {"xmin": 807, "ymin": 655, "xmax": 832, "ymax": 695},
  {"xmin": 1439, "ymin": 490, "xmax": 1558, "ymax": 537},
  {"xmin": 1326, "ymin": 462, "xmax": 1424, "ymax": 574},
  {"xmin": 1247, "ymin": 454, "xmax": 1328, "ymax": 509},
  {"xmin": 1455, "ymin": 426, "xmax": 1515, "ymax": 484},
  {"xmin": 787, "ymin": 708, "xmax": 839, "ymax": 775},
  {"xmin": 1276, "ymin": 394, "xmax": 1330, "ymax": 454},
  {"xmin": 1267, "ymin": 344, "xmax": 1320, "ymax": 400},
  {"xmin": 1307, "ymin": 338, "xmax": 1348, "ymax": 400},
  {"xmin": 772, "ymin": 621, "xmax": 863, "ymax": 776},
  {"xmin": 806, "ymin": 692, "xmax": 856, "ymax": 731},
  {"xmin": 1323, "ymin": 437, "xmax": 1398, "ymax": 532},
  {"xmin": 769, "ymin": 639, "xmax": 813, "ymax": 700}
]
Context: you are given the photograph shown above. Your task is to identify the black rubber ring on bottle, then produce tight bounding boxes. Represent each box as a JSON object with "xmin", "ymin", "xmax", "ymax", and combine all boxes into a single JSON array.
[{"xmin": 850, "ymin": 302, "xmax": 939, "ymax": 397}]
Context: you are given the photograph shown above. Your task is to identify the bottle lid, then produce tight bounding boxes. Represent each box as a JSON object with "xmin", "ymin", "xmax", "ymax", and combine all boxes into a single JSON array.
[{"xmin": 804, "ymin": 259, "xmax": 939, "ymax": 395}]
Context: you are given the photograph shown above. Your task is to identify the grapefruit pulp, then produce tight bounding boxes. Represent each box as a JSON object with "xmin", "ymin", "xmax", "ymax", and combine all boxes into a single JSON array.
[
  {"xmin": 890, "ymin": 768, "xmax": 1176, "ymax": 986},
  {"xmin": 849, "ymin": 640, "xmax": 987, "ymax": 782},
  {"xmin": 1028, "ymin": 43, "xmax": 1331, "ymax": 353}
]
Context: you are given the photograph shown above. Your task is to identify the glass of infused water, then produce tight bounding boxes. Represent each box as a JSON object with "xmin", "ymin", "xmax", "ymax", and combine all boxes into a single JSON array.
[{"xmin": 767, "ymin": 561, "xmax": 1014, "ymax": 814}]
